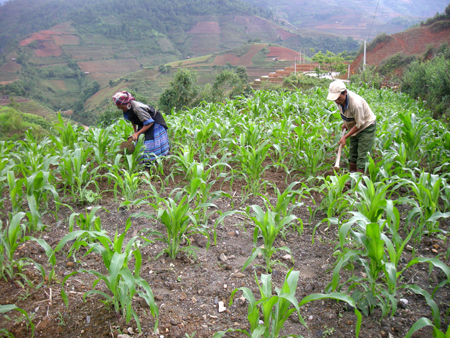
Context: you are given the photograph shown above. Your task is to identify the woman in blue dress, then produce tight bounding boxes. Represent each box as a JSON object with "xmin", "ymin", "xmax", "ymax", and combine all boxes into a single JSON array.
[{"xmin": 112, "ymin": 91, "xmax": 170, "ymax": 163}]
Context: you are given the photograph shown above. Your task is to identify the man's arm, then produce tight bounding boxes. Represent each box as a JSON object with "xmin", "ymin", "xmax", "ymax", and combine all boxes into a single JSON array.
[{"xmin": 338, "ymin": 125, "xmax": 359, "ymax": 147}]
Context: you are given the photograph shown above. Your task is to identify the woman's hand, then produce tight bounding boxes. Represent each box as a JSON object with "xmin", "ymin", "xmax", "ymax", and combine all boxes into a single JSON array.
[{"xmin": 130, "ymin": 133, "xmax": 140, "ymax": 141}]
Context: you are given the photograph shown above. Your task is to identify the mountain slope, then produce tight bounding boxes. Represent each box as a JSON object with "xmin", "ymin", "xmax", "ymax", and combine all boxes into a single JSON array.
[
  {"xmin": 241, "ymin": 0, "xmax": 450, "ymax": 40},
  {"xmin": 350, "ymin": 20, "xmax": 450, "ymax": 73}
]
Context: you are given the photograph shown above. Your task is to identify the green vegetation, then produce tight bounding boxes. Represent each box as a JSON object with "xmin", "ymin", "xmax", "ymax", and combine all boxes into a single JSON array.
[
  {"xmin": 158, "ymin": 66, "xmax": 251, "ymax": 114},
  {"xmin": 1, "ymin": 80, "xmax": 450, "ymax": 337},
  {"xmin": 401, "ymin": 45, "xmax": 450, "ymax": 120},
  {"xmin": 0, "ymin": 106, "xmax": 51, "ymax": 141}
]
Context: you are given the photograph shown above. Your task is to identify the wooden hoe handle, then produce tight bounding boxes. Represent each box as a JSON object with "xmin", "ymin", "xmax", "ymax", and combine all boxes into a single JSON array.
[{"xmin": 333, "ymin": 130, "xmax": 346, "ymax": 171}]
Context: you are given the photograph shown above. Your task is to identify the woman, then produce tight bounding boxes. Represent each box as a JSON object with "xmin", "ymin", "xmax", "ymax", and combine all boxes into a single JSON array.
[{"xmin": 112, "ymin": 91, "xmax": 170, "ymax": 163}]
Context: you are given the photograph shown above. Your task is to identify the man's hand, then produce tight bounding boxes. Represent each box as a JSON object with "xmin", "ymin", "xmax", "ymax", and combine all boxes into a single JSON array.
[
  {"xmin": 341, "ymin": 124, "xmax": 347, "ymax": 131},
  {"xmin": 338, "ymin": 135, "xmax": 347, "ymax": 147}
]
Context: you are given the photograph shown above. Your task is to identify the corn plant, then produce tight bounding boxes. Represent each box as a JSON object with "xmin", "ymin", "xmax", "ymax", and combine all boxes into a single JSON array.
[
  {"xmin": 0, "ymin": 304, "xmax": 35, "ymax": 338},
  {"xmin": 259, "ymin": 182, "xmax": 305, "ymax": 237},
  {"xmin": 0, "ymin": 213, "xmax": 31, "ymax": 282},
  {"xmin": 234, "ymin": 139, "xmax": 271, "ymax": 197},
  {"xmin": 242, "ymin": 205, "xmax": 297, "ymax": 273},
  {"xmin": 58, "ymin": 147, "xmax": 101, "ymax": 203},
  {"xmin": 85, "ymin": 127, "xmax": 121, "ymax": 166},
  {"xmin": 24, "ymin": 171, "xmax": 59, "ymax": 232},
  {"xmin": 7, "ymin": 171, "xmax": 25, "ymax": 216},
  {"xmin": 183, "ymin": 161, "xmax": 232, "ymax": 226},
  {"xmin": 402, "ymin": 171, "xmax": 448, "ymax": 236},
  {"xmin": 106, "ymin": 169, "xmax": 145, "ymax": 206},
  {"xmin": 298, "ymin": 137, "xmax": 328, "ymax": 177},
  {"xmin": 213, "ymin": 270, "xmax": 362, "ymax": 338},
  {"xmin": 50, "ymin": 112, "xmax": 81, "ymax": 151},
  {"xmin": 317, "ymin": 173, "xmax": 353, "ymax": 218},
  {"xmin": 133, "ymin": 195, "xmax": 204, "ymax": 260},
  {"xmin": 16, "ymin": 133, "xmax": 59, "ymax": 177},
  {"xmin": 396, "ymin": 112, "xmax": 428, "ymax": 163},
  {"xmin": 406, "ymin": 317, "xmax": 450, "ymax": 338},
  {"xmin": 330, "ymin": 211, "xmax": 450, "ymax": 317},
  {"xmin": 57, "ymin": 219, "xmax": 158, "ymax": 333}
]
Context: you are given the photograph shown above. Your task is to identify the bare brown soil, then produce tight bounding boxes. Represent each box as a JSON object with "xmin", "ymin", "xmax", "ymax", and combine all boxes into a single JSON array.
[
  {"xmin": 0, "ymin": 161, "xmax": 448, "ymax": 338},
  {"xmin": 350, "ymin": 22, "xmax": 450, "ymax": 72}
]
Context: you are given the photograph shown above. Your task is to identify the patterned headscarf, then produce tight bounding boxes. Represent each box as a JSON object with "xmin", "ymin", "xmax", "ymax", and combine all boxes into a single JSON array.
[{"xmin": 112, "ymin": 91, "xmax": 135, "ymax": 106}]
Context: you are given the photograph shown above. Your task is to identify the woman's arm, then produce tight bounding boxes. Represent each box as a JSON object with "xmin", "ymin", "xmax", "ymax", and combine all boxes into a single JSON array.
[
  {"xmin": 131, "ymin": 123, "xmax": 153, "ymax": 141},
  {"xmin": 132, "ymin": 122, "xmax": 137, "ymax": 133}
]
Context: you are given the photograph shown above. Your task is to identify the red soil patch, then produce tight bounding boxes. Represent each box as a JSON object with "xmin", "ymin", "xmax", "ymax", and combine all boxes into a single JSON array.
[
  {"xmin": 52, "ymin": 35, "xmax": 80, "ymax": 46},
  {"xmin": 19, "ymin": 22, "xmax": 78, "ymax": 57},
  {"xmin": 20, "ymin": 33, "xmax": 53, "ymax": 46},
  {"xmin": 211, "ymin": 44, "xmax": 266, "ymax": 67},
  {"xmin": 188, "ymin": 22, "xmax": 220, "ymax": 34},
  {"xmin": 34, "ymin": 41, "xmax": 62, "ymax": 57},
  {"xmin": 275, "ymin": 28, "xmax": 297, "ymax": 40},
  {"xmin": 267, "ymin": 47, "xmax": 301, "ymax": 61},
  {"xmin": 350, "ymin": 22, "xmax": 450, "ymax": 72}
]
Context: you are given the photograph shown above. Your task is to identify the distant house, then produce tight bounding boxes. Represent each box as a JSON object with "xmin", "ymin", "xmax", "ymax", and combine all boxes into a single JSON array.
[
  {"xmin": 84, "ymin": 71, "xmax": 89, "ymax": 75},
  {"xmin": 11, "ymin": 58, "xmax": 16, "ymax": 61}
]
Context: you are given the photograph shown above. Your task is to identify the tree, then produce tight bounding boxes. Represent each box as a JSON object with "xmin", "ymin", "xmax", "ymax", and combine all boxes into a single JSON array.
[
  {"xmin": 158, "ymin": 68, "xmax": 199, "ymax": 114},
  {"xmin": 312, "ymin": 50, "xmax": 347, "ymax": 78}
]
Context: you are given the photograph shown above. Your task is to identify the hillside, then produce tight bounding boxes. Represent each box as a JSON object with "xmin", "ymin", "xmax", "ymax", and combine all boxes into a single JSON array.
[
  {"xmin": 241, "ymin": 0, "xmax": 450, "ymax": 40},
  {"xmin": 350, "ymin": 20, "xmax": 450, "ymax": 73},
  {"xmin": 83, "ymin": 43, "xmax": 303, "ymax": 119},
  {"xmin": 0, "ymin": 0, "xmax": 359, "ymax": 125}
]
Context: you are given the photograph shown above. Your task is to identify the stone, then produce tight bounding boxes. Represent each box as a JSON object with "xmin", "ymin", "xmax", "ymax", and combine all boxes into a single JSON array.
[
  {"xmin": 66, "ymin": 262, "xmax": 74, "ymax": 268},
  {"xmin": 117, "ymin": 335, "xmax": 132, "ymax": 338},
  {"xmin": 406, "ymin": 245, "xmax": 413, "ymax": 251},
  {"xmin": 127, "ymin": 327, "xmax": 134, "ymax": 335},
  {"xmin": 281, "ymin": 254, "xmax": 292, "ymax": 261},
  {"xmin": 218, "ymin": 301, "xmax": 226, "ymax": 313},
  {"xmin": 219, "ymin": 253, "xmax": 228, "ymax": 262},
  {"xmin": 233, "ymin": 272, "xmax": 246, "ymax": 278}
]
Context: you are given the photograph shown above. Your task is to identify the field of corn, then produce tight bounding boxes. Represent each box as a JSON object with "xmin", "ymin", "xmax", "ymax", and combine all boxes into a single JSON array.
[{"xmin": 1, "ymin": 86, "xmax": 450, "ymax": 338}]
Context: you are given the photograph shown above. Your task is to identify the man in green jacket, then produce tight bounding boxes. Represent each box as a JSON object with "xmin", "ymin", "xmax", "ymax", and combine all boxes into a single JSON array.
[{"xmin": 327, "ymin": 80, "xmax": 376, "ymax": 173}]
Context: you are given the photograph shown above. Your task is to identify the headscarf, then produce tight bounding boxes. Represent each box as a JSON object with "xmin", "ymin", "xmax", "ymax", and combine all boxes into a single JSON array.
[{"xmin": 112, "ymin": 91, "xmax": 135, "ymax": 106}]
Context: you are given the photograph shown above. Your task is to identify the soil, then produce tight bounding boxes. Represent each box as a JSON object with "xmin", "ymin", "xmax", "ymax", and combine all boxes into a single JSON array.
[{"xmin": 0, "ymin": 161, "xmax": 449, "ymax": 338}]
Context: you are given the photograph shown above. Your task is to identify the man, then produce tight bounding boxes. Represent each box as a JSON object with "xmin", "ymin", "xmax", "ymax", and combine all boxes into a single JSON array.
[{"xmin": 327, "ymin": 80, "xmax": 376, "ymax": 174}]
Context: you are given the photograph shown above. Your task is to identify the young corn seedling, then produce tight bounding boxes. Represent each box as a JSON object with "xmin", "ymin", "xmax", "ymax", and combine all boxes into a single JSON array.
[
  {"xmin": 7, "ymin": 171, "xmax": 25, "ymax": 216},
  {"xmin": 402, "ymin": 171, "xmax": 450, "ymax": 236},
  {"xmin": 24, "ymin": 170, "xmax": 59, "ymax": 232},
  {"xmin": 133, "ymin": 195, "xmax": 205, "ymax": 260},
  {"xmin": 317, "ymin": 173, "xmax": 353, "ymax": 219},
  {"xmin": 0, "ymin": 213, "xmax": 33, "ymax": 283},
  {"xmin": 397, "ymin": 112, "xmax": 428, "ymax": 163},
  {"xmin": 242, "ymin": 205, "xmax": 297, "ymax": 273},
  {"xmin": 259, "ymin": 181, "xmax": 305, "ymax": 236},
  {"xmin": 0, "ymin": 304, "xmax": 35, "ymax": 338},
  {"xmin": 106, "ymin": 169, "xmax": 146, "ymax": 207},
  {"xmin": 330, "ymin": 210, "xmax": 450, "ymax": 317},
  {"xmin": 16, "ymin": 134, "xmax": 59, "ymax": 177},
  {"xmin": 59, "ymin": 147, "xmax": 101, "ymax": 204},
  {"xmin": 405, "ymin": 317, "xmax": 450, "ymax": 338},
  {"xmin": 213, "ymin": 270, "xmax": 362, "ymax": 338},
  {"xmin": 56, "ymin": 219, "xmax": 158, "ymax": 333},
  {"xmin": 183, "ymin": 161, "xmax": 232, "ymax": 226},
  {"xmin": 235, "ymin": 139, "xmax": 271, "ymax": 198}
]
